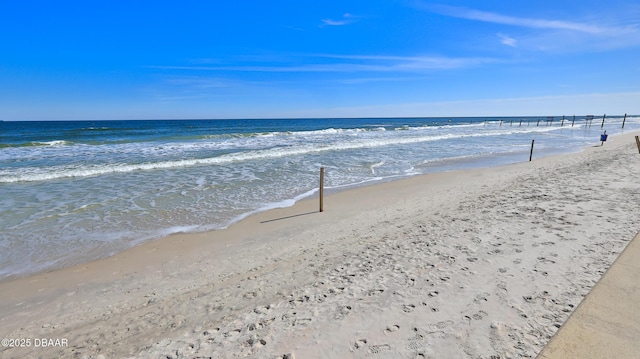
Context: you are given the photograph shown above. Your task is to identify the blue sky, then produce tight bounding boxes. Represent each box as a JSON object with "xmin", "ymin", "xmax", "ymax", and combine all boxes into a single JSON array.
[{"xmin": 1, "ymin": 1, "xmax": 639, "ymax": 120}]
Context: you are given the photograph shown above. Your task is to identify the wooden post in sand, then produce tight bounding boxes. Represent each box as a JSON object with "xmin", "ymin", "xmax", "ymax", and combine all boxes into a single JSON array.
[
  {"xmin": 601, "ymin": 114, "xmax": 606, "ymax": 129},
  {"xmin": 622, "ymin": 113, "xmax": 627, "ymax": 129},
  {"xmin": 572, "ymin": 115, "xmax": 575, "ymax": 127},
  {"xmin": 561, "ymin": 115, "xmax": 565, "ymax": 127},
  {"xmin": 529, "ymin": 140, "xmax": 535, "ymax": 162},
  {"xmin": 319, "ymin": 167, "xmax": 325, "ymax": 212},
  {"xmin": 635, "ymin": 136, "xmax": 640, "ymax": 154}
]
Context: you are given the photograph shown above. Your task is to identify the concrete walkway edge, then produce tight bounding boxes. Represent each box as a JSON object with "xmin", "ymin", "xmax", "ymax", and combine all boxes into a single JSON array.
[{"xmin": 537, "ymin": 230, "xmax": 640, "ymax": 358}]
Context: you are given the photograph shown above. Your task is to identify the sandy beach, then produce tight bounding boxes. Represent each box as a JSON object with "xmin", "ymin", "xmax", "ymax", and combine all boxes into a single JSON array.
[{"xmin": 1, "ymin": 130, "xmax": 639, "ymax": 359}]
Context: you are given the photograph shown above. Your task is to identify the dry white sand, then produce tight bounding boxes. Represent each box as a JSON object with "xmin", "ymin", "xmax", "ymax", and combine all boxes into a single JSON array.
[{"xmin": 1, "ymin": 131, "xmax": 640, "ymax": 359}]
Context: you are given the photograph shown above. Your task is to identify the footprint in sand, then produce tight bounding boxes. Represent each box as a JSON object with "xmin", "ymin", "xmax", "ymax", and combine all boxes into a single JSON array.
[
  {"xmin": 253, "ymin": 304, "xmax": 273, "ymax": 314},
  {"xmin": 407, "ymin": 340, "xmax": 424, "ymax": 350},
  {"xmin": 403, "ymin": 304, "xmax": 416, "ymax": 313},
  {"xmin": 473, "ymin": 292, "xmax": 490, "ymax": 303},
  {"xmin": 537, "ymin": 256, "xmax": 556, "ymax": 264},
  {"xmin": 429, "ymin": 320, "xmax": 454, "ymax": 330},
  {"xmin": 368, "ymin": 344, "xmax": 391, "ymax": 354},
  {"xmin": 367, "ymin": 289, "xmax": 384, "ymax": 296},
  {"xmin": 293, "ymin": 318, "xmax": 312, "ymax": 326},
  {"xmin": 246, "ymin": 337, "xmax": 267, "ymax": 348},
  {"xmin": 334, "ymin": 305, "xmax": 352, "ymax": 320},
  {"xmin": 201, "ymin": 328, "xmax": 220, "ymax": 336},
  {"xmin": 472, "ymin": 310, "xmax": 488, "ymax": 320},
  {"xmin": 384, "ymin": 324, "xmax": 400, "ymax": 334},
  {"xmin": 354, "ymin": 338, "xmax": 368, "ymax": 349},
  {"xmin": 223, "ymin": 328, "xmax": 242, "ymax": 337}
]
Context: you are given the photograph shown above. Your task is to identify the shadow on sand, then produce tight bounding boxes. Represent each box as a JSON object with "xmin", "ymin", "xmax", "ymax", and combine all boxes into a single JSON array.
[{"xmin": 260, "ymin": 211, "xmax": 319, "ymax": 224}]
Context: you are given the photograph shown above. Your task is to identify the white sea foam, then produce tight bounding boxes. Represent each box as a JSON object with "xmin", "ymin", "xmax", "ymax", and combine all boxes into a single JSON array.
[
  {"xmin": 0, "ymin": 125, "xmax": 571, "ymax": 183},
  {"xmin": 30, "ymin": 140, "xmax": 71, "ymax": 146},
  {"xmin": 369, "ymin": 161, "xmax": 385, "ymax": 175}
]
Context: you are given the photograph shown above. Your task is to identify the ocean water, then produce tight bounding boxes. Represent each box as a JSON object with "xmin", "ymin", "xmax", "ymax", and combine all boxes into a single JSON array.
[{"xmin": 1, "ymin": 116, "xmax": 638, "ymax": 279}]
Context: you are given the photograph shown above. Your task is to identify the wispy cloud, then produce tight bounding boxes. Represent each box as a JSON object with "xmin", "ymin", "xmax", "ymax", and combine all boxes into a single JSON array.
[
  {"xmin": 434, "ymin": 5, "xmax": 608, "ymax": 34},
  {"xmin": 320, "ymin": 54, "xmax": 498, "ymax": 70},
  {"xmin": 321, "ymin": 13, "xmax": 358, "ymax": 27},
  {"xmin": 411, "ymin": 2, "xmax": 640, "ymax": 52},
  {"xmin": 165, "ymin": 76, "xmax": 231, "ymax": 88},
  {"xmin": 146, "ymin": 54, "xmax": 499, "ymax": 74},
  {"xmin": 333, "ymin": 75, "xmax": 434, "ymax": 85},
  {"xmin": 497, "ymin": 33, "xmax": 517, "ymax": 47}
]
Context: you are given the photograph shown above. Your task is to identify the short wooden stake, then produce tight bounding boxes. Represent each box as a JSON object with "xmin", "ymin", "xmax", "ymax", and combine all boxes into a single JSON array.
[
  {"xmin": 622, "ymin": 113, "xmax": 627, "ymax": 129},
  {"xmin": 572, "ymin": 115, "xmax": 575, "ymax": 127},
  {"xmin": 561, "ymin": 115, "xmax": 565, "ymax": 127},
  {"xmin": 601, "ymin": 114, "xmax": 606, "ymax": 129},
  {"xmin": 635, "ymin": 136, "xmax": 640, "ymax": 154},
  {"xmin": 529, "ymin": 139, "xmax": 535, "ymax": 162},
  {"xmin": 319, "ymin": 167, "xmax": 325, "ymax": 212}
]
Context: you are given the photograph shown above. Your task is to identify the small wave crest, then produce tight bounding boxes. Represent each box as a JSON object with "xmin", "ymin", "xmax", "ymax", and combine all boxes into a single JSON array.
[{"xmin": 0, "ymin": 140, "xmax": 72, "ymax": 148}]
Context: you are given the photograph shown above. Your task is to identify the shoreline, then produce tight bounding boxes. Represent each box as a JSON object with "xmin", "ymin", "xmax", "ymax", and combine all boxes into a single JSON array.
[
  {"xmin": 1, "ymin": 130, "xmax": 639, "ymax": 358},
  {"xmin": 2, "ymin": 118, "xmax": 638, "ymax": 282},
  {"xmin": 0, "ymin": 130, "xmax": 608, "ymax": 283}
]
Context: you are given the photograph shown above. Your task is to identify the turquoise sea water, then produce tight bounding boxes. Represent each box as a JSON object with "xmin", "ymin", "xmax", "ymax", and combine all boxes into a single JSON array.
[{"xmin": 1, "ymin": 116, "xmax": 638, "ymax": 279}]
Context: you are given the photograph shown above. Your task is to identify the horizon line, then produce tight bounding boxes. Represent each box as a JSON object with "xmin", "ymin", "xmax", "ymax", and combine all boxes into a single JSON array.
[{"xmin": 2, "ymin": 114, "xmax": 632, "ymax": 122}]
